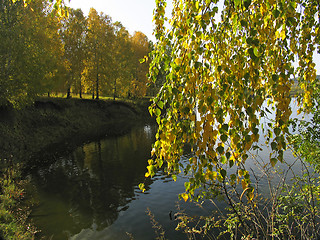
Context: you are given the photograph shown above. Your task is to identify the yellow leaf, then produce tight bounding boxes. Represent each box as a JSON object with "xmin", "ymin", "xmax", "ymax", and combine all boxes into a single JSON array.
[
  {"xmin": 241, "ymin": 179, "xmax": 248, "ymax": 190},
  {"xmin": 280, "ymin": 28, "xmax": 286, "ymax": 40},
  {"xmin": 181, "ymin": 193, "xmax": 189, "ymax": 202},
  {"xmin": 247, "ymin": 189, "xmax": 254, "ymax": 201},
  {"xmin": 212, "ymin": 171, "xmax": 218, "ymax": 180},
  {"xmin": 175, "ymin": 58, "xmax": 182, "ymax": 65}
]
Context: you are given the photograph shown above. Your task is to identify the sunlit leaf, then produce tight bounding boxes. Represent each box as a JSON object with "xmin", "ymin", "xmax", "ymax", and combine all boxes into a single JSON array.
[{"xmin": 180, "ymin": 193, "xmax": 189, "ymax": 202}]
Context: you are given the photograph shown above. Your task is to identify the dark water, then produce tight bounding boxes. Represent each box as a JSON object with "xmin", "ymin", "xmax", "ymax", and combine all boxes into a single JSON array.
[
  {"xmin": 29, "ymin": 124, "xmax": 203, "ymax": 240},
  {"xmin": 28, "ymin": 100, "xmax": 311, "ymax": 239}
]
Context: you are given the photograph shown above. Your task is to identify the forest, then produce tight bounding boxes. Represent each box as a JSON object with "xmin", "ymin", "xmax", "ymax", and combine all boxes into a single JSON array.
[{"xmin": 0, "ymin": 0, "xmax": 158, "ymax": 108}]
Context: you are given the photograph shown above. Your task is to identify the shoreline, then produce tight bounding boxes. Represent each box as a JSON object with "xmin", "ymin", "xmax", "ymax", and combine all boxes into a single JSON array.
[
  {"xmin": 0, "ymin": 97, "xmax": 153, "ymax": 239},
  {"xmin": 0, "ymin": 97, "xmax": 152, "ymax": 165}
]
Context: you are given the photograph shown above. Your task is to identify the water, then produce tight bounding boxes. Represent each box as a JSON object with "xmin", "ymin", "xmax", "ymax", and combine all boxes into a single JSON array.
[
  {"xmin": 28, "ymin": 100, "xmax": 311, "ymax": 239},
  {"xmin": 29, "ymin": 124, "xmax": 200, "ymax": 239}
]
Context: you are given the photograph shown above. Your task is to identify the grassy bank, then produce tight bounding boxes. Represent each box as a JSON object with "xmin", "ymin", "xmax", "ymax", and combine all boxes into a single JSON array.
[
  {"xmin": 0, "ymin": 162, "xmax": 37, "ymax": 239},
  {"xmin": 0, "ymin": 97, "xmax": 152, "ymax": 163},
  {"xmin": 0, "ymin": 97, "xmax": 152, "ymax": 239}
]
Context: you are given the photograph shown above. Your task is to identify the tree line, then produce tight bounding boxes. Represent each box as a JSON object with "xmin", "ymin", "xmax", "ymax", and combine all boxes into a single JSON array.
[{"xmin": 0, "ymin": 0, "xmax": 156, "ymax": 107}]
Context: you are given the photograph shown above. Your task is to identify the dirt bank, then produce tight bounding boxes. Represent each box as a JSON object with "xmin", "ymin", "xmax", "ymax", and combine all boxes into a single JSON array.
[{"xmin": 0, "ymin": 97, "xmax": 152, "ymax": 163}]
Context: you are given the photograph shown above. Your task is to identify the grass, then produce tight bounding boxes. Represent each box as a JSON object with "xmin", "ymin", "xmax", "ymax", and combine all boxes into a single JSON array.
[
  {"xmin": 45, "ymin": 92, "xmax": 153, "ymax": 102},
  {"xmin": 0, "ymin": 162, "xmax": 36, "ymax": 239}
]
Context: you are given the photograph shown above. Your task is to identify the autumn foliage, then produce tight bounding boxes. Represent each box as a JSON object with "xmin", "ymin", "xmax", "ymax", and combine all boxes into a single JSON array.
[
  {"xmin": 146, "ymin": 0, "xmax": 319, "ymax": 201},
  {"xmin": 0, "ymin": 0, "xmax": 152, "ymax": 107}
]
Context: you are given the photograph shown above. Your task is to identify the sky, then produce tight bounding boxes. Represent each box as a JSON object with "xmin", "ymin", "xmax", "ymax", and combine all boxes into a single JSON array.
[
  {"xmin": 66, "ymin": 0, "xmax": 160, "ymax": 42},
  {"xmin": 66, "ymin": 0, "xmax": 320, "ymax": 74}
]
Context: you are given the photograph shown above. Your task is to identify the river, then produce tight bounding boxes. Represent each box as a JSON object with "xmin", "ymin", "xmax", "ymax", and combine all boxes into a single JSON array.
[
  {"xmin": 28, "ymin": 123, "xmax": 201, "ymax": 239},
  {"xmin": 27, "ymin": 99, "xmax": 311, "ymax": 239}
]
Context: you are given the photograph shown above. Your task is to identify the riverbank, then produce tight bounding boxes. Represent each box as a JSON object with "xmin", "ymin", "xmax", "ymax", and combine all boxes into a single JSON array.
[
  {"xmin": 0, "ymin": 97, "xmax": 153, "ymax": 240},
  {"xmin": 0, "ymin": 97, "xmax": 152, "ymax": 164}
]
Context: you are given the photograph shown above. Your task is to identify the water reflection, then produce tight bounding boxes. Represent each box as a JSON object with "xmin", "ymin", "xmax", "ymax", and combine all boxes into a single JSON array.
[
  {"xmin": 30, "ymin": 124, "xmax": 157, "ymax": 239},
  {"xmin": 29, "ymin": 99, "xmax": 312, "ymax": 239}
]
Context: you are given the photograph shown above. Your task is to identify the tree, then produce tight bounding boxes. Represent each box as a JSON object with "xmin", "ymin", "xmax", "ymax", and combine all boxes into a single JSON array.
[
  {"xmin": 130, "ymin": 31, "xmax": 150, "ymax": 98},
  {"xmin": 0, "ymin": 0, "xmax": 26, "ymax": 106},
  {"xmin": 0, "ymin": 0, "xmax": 64, "ymax": 106},
  {"xmin": 112, "ymin": 21, "xmax": 133, "ymax": 99},
  {"xmin": 141, "ymin": 0, "xmax": 320, "ymax": 237},
  {"xmin": 82, "ymin": 8, "xmax": 114, "ymax": 100},
  {"xmin": 61, "ymin": 8, "xmax": 86, "ymax": 98}
]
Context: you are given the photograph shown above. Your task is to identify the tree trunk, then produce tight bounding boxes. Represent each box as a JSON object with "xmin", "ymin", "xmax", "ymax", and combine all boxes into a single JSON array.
[
  {"xmin": 96, "ymin": 62, "xmax": 99, "ymax": 100},
  {"xmin": 92, "ymin": 82, "xmax": 95, "ymax": 99},
  {"xmin": 113, "ymin": 78, "xmax": 116, "ymax": 100},
  {"xmin": 67, "ymin": 73, "xmax": 73, "ymax": 99},
  {"xmin": 66, "ymin": 86, "xmax": 71, "ymax": 99},
  {"xmin": 96, "ymin": 73, "xmax": 99, "ymax": 100},
  {"xmin": 79, "ymin": 75, "xmax": 82, "ymax": 99}
]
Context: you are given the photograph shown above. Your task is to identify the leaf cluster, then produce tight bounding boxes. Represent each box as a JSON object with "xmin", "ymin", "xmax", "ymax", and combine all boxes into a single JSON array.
[{"xmin": 143, "ymin": 0, "xmax": 320, "ymax": 211}]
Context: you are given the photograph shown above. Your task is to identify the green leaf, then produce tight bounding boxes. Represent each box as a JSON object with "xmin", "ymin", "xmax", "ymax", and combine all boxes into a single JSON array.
[
  {"xmin": 217, "ymin": 146, "xmax": 224, "ymax": 154},
  {"xmin": 273, "ymin": 9, "xmax": 280, "ymax": 18},
  {"xmin": 229, "ymin": 159, "xmax": 234, "ymax": 168},
  {"xmin": 246, "ymin": 107, "xmax": 253, "ymax": 115},
  {"xmin": 184, "ymin": 181, "xmax": 191, "ymax": 191},
  {"xmin": 172, "ymin": 174, "xmax": 177, "ymax": 181},
  {"xmin": 221, "ymin": 123, "xmax": 229, "ymax": 132},
  {"xmin": 274, "ymin": 127, "xmax": 281, "ymax": 136},
  {"xmin": 156, "ymin": 116, "xmax": 161, "ymax": 125},
  {"xmin": 248, "ymin": 47, "xmax": 257, "ymax": 60},
  {"xmin": 149, "ymin": 107, "xmax": 153, "ymax": 116},
  {"xmin": 207, "ymin": 96, "xmax": 214, "ymax": 105},
  {"xmin": 221, "ymin": 134, "xmax": 228, "ymax": 142},
  {"xmin": 253, "ymin": 47, "xmax": 259, "ymax": 57},
  {"xmin": 139, "ymin": 183, "xmax": 146, "ymax": 192},
  {"xmin": 183, "ymin": 106, "xmax": 190, "ymax": 114},
  {"xmin": 252, "ymin": 127, "xmax": 259, "ymax": 135},
  {"xmin": 221, "ymin": 155, "xmax": 227, "ymax": 164},
  {"xmin": 147, "ymin": 165, "xmax": 156, "ymax": 177},
  {"xmin": 270, "ymin": 158, "xmax": 277, "ymax": 167},
  {"xmin": 172, "ymin": 87, "xmax": 178, "ymax": 95},
  {"xmin": 157, "ymin": 101, "xmax": 164, "ymax": 109},
  {"xmin": 139, "ymin": 58, "xmax": 145, "ymax": 63},
  {"xmin": 195, "ymin": 61, "xmax": 202, "ymax": 69},
  {"xmin": 234, "ymin": 0, "xmax": 241, "ymax": 7},
  {"xmin": 244, "ymin": 0, "xmax": 251, "ymax": 9},
  {"xmin": 246, "ymin": 37, "xmax": 253, "ymax": 45},
  {"xmin": 240, "ymin": 20, "xmax": 247, "ymax": 27},
  {"xmin": 230, "ymin": 174, "xmax": 236, "ymax": 181},
  {"xmin": 155, "ymin": 108, "xmax": 161, "ymax": 116},
  {"xmin": 271, "ymin": 142, "xmax": 277, "ymax": 151},
  {"xmin": 281, "ymin": 140, "xmax": 287, "ymax": 149},
  {"xmin": 220, "ymin": 168, "xmax": 227, "ymax": 179},
  {"xmin": 272, "ymin": 74, "xmax": 279, "ymax": 82}
]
